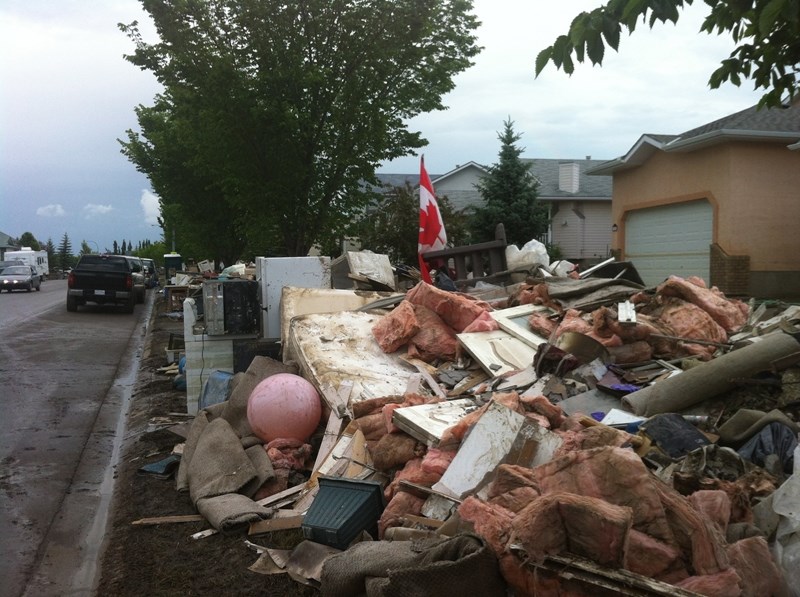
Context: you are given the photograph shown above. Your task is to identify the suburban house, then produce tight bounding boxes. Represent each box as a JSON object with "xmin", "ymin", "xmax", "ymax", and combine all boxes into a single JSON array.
[
  {"xmin": 588, "ymin": 98, "xmax": 800, "ymax": 298},
  {"xmin": 0, "ymin": 231, "xmax": 17, "ymax": 260},
  {"xmin": 378, "ymin": 158, "xmax": 613, "ymax": 265}
]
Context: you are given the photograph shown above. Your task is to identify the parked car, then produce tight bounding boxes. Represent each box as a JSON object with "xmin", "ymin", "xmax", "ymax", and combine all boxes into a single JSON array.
[
  {"xmin": 123, "ymin": 256, "xmax": 147, "ymax": 303},
  {"xmin": 142, "ymin": 258, "xmax": 159, "ymax": 289},
  {"xmin": 67, "ymin": 254, "xmax": 136, "ymax": 312},
  {"xmin": 1, "ymin": 265, "xmax": 42, "ymax": 292}
]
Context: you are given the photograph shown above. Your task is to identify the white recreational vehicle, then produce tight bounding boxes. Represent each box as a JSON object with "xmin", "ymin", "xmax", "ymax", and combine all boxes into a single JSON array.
[{"xmin": 4, "ymin": 248, "xmax": 49, "ymax": 280}]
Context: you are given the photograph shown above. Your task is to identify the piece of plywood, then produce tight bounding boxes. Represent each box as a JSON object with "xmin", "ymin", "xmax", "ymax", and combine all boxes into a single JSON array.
[
  {"xmin": 346, "ymin": 251, "xmax": 396, "ymax": 290},
  {"xmin": 458, "ymin": 329, "xmax": 538, "ymax": 377},
  {"xmin": 490, "ymin": 304, "xmax": 551, "ymax": 348},
  {"xmin": 392, "ymin": 398, "xmax": 479, "ymax": 446}
]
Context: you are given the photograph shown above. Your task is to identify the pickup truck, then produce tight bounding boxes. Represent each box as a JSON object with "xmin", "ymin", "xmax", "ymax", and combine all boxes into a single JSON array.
[{"xmin": 66, "ymin": 254, "xmax": 137, "ymax": 313}]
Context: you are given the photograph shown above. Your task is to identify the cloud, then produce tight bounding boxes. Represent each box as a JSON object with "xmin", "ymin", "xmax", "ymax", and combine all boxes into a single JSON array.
[
  {"xmin": 36, "ymin": 204, "xmax": 66, "ymax": 217},
  {"xmin": 140, "ymin": 189, "xmax": 160, "ymax": 226},
  {"xmin": 83, "ymin": 203, "xmax": 113, "ymax": 218}
]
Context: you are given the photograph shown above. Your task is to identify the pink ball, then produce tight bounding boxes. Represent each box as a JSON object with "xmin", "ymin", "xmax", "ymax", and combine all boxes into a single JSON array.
[{"xmin": 247, "ymin": 373, "xmax": 322, "ymax": 442}]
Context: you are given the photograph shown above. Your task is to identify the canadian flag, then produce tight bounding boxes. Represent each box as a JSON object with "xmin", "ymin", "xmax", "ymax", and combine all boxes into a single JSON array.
[{"xmin": 417, "ymin": 156, "xmax": 447, "ymax": 283}]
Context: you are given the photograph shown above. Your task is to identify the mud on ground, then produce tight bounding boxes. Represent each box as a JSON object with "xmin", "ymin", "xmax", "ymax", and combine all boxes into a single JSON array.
[{"xmin": 96, "ymin": 294, "xmax": 317, "ymax": 596}]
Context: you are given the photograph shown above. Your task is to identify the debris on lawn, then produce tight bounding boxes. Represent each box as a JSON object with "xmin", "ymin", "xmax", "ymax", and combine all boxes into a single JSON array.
[{"xmin": 137, "ymin": 253, "xmax": 800, "ymax": 596}]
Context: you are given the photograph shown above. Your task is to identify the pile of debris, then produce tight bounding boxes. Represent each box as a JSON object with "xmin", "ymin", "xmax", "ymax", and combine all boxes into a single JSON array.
[{"xmin": 147, "ymin": 268, "xmax": 800, "ymax": 596}]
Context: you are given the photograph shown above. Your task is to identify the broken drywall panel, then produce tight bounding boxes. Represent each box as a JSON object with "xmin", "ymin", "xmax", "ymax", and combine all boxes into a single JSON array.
[
  {"xmin": 392, "ymin": 399, "xmax": 479, "ymax": 446},
  {"xmin": 457, "ymin": 329, "xmax": 538, "ymax": 377},
  {"xmin": 557, "ymin": 388, "xmax": 625, "ymax": 417},
  {"xmin": 496, "ymin": 366, "xmax": 538, "ymax": 392},
  {"xmin": 490, "ymin": 304, "xmax": 551, "ymax": 348},
  {"xmin": 345, "ymin": 251, "xmax": 396, "ymax": 290},
  {"xmin": 280, "ymin": 287, "xmax": 401, "ymax": 362},
  {"xmin": 431, "ymin": 401, "xmax": 562, "ymax": 500},
  {"xmin": 288, "ymin": 311, "xmax": 416, "ymax": 409}
]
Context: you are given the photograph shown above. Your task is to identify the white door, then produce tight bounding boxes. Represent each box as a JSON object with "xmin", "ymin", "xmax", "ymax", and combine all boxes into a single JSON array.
[{"xmin": 624, "ymin": 199, "xmax": 713, "ymax": 286}]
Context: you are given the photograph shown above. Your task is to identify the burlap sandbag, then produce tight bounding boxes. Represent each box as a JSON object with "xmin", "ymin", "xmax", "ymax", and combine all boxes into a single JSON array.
[{"xmin": 321, "ymin": 533, "xmax": 506, "ymax": 597}]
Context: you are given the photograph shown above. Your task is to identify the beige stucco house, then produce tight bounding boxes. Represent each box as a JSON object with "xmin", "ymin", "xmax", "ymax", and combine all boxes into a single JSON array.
[{"xmin": 588, "ymin": 99, "xmax": 800, "ymax": 298}]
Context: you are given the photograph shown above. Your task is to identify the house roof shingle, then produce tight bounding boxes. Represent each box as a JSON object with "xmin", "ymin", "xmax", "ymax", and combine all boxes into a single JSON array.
[{"xmin": 587, "ymin": 101, "xmax": 800, "ymax": 175}]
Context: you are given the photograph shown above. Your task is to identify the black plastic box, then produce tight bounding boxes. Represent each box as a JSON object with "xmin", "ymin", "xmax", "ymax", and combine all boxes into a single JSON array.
[{"xmin": 301, "ymin": 477, "xmax": 385, "ymax": 550}]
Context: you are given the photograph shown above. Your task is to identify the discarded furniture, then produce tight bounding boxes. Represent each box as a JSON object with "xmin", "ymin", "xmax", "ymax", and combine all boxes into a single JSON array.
[{"xmin": 422, "ymin": 223, "xmax": 508, "ymax": 287}]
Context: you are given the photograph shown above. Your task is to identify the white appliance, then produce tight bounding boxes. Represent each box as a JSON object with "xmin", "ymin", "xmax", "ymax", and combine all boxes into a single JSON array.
[{"xmin": 256, "ymin": 256, "xmax": 331, "ymax": 340}]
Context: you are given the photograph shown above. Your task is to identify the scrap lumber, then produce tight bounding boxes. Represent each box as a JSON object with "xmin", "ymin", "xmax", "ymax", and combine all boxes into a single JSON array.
[
  {"xmin": 255, "ymin": 484, "xmax": 305, "ymax": 507},
  {"xmin": 131, "ymin": 514, "xmax": 204, "ymax": 526},
  {"xmin": 248, "ymin": 515, "xmax": 305, "ymax": 536},
  {"xmin": 519, "ymin": 553, "xmax": 704, "ymax": 597}
]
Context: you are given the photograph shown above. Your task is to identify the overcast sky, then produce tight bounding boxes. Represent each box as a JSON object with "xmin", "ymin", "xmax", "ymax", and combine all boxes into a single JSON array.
[{"xmin": 0, "ymin": 1, "xmax": 764, "ymax": 254}]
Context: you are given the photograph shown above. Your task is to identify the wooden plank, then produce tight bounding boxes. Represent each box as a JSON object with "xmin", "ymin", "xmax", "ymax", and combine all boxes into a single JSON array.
[
  {"xmin": 345, "ymin": 429, "xmax": 371, "ymax": 478},
  {"xmin": 248, "ymin": 515, "xmax": 305, "ymax": 536},
  {"xmin": 402, "ymin": 358, "xmax": 448, "ymax": 400},
  {"xmin": 398, "ymin": 480, "xmax": 462, "ymax": 504},
  {"xmin": 401, "ymin": 514, "xmax": 445, "ymax": 529},
  {"xmin": 131, "ymin": 514, "xmax": 204, "ymax": 526},
  {"xmin": 255, "ymin": 484, "xmax": 305, "ymax": 507},
  {"xmin": 524, "ymin": 553, "xmax": 704, "ymax": 597},
  {"xmin": 311, "ymin": 409, "xmax": 345, "ymax": 473}
]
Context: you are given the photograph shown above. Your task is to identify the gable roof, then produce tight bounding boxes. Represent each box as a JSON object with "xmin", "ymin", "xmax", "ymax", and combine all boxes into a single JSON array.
[
  {"xmin": 429, "ymin": 161, "xmax": 487, "ymax": 185},
  {"xmin": 376, "ymin": 157, "xmax": 613, "ymax": 201},
  {"xmin": 0, "ymin": 231, "xmax": 17, "ymax": 249},
  {"xmin": 522, "ymin": 158, "xmax": 612, "ymax": 200},
  {"xmin": 588, "ymin": 101, "xmax": 800, "ymax": 175}
]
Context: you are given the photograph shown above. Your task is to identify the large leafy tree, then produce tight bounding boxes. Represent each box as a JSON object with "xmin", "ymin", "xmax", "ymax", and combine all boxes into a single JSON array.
[
  {"xmin": 470, "ymin": 119, "xmax": 548, "ymax": 247},
  {"xmin": 120, "ymin": 0, "xmax": 481, "ymax": 257},
  {"xmin": 535, "ymin": 0, "xmax": 800, "ymax": 108},
  {"xmin": 120, "ymin": 96, "xmax": 252, "ymax": 266},
  {"xmin": 354, "ymin": 183, "xmax": 470, "ymax": 265},
  {"xmin": 17, "ymin": 232, "xmax": 41, "ymax": 250}
]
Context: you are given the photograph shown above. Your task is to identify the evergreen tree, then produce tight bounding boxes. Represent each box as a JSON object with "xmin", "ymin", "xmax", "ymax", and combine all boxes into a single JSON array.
[
  {"xmin": 45, "ymin": 238, "xmax": 56, "ymax": 268},
  {"xmin": 58, "ymin": 233, "xmax": 73, "ymax": 271},
  {"xmin": 113, "ymin": 240, "xmax": 119, "ymax": 255},
  {"xmin": 470, "ymin": 119, "xmax": 548, "ymax": 246}
]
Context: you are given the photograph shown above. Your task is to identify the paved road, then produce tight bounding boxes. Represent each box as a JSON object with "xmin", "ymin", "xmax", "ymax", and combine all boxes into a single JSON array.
[{"xmin": 0, "ymin": 278, "xmax": 152, "ymax": 596}]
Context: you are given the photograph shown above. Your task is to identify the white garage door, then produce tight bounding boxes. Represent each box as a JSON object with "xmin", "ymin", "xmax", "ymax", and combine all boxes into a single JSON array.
[{"xmin": 625, "ymin": 199, "xmax": 713, "ymax": 287}]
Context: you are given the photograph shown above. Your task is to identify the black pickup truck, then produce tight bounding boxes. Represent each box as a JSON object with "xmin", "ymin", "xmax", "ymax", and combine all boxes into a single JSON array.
[{"xmin": 66, "ymin": 254, "xmax": 137, "ymax": 313}]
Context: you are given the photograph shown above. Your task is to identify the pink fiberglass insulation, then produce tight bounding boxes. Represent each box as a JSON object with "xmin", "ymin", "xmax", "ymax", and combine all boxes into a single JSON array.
[
  {"xmin": 688, "ymin": 490, "xmax": 732, "ymax": 534},
  {"xmin": 420, "ymin": 447, "xmax": 457, "ymax": 477},
  {"xmin": 383, "ymin": 457, "xmax": 442, "ymax": 502},
  {"xmin": 405, "ymin": 282, "xmax": 488, "ymax": 332},
  {"xmin": 371, "ymin": 299, "xmax": 420, "ymax": 353},
  {"xmin": 407, "ymin": 304, "xmax": 458, "ymax": 362},
  {"xmin": 369, "ymin": 432, "xmax": 423, "ymax": 473},
  {"xmin": 378, "ymin": 491, "xmax": 425, "ymax": 539},
  {"xmin": 510, "ymin": 492, "xmax": 633, "ymax": 568},
  {"xmin": 462, "ymin": 310, "xmax": 500, "ymax": 333},
  {"xmin": 726, "ymin": 537, "xmax": 784, "ymax": 597},
  {"xmin": 532, "ymin": 447, "xmax": 675, "ymax": 544},
  {"xmin": 656, "ymin": 275, "xmax": 748, "ymax": 333}
]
